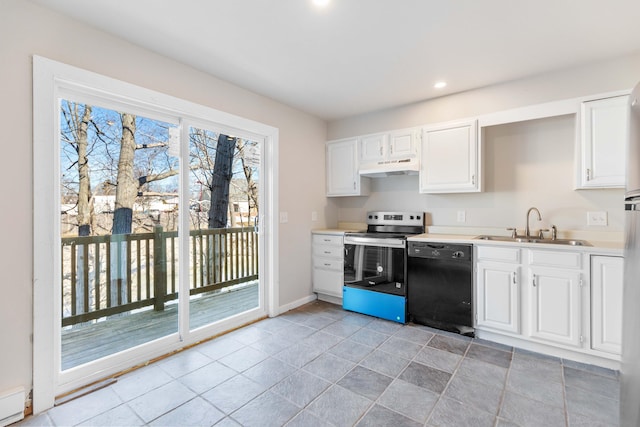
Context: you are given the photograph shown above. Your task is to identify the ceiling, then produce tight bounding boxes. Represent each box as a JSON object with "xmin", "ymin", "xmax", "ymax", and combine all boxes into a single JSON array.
[{"xmin": 30, "ymin": 0, "xmax": 640, "ymax": 121}]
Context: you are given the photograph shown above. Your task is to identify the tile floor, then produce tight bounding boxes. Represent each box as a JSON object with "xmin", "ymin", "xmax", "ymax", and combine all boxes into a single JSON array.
[{"xmin": 19, "ymin": 300, "xmax": 620, "ymax": 427}]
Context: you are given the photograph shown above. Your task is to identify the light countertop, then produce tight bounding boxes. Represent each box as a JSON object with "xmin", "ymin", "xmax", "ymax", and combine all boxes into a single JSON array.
[
  {"xmin": 408, "ymin": 233, "xmax": 624, "ymax": 255},
  {"xmin": 311, "ymin": 228, "xmax": 362, "ymax": 235}
]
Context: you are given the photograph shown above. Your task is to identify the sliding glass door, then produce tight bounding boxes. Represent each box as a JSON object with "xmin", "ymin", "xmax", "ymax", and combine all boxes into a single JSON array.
[
  {"xmin": 57, "ymin": 101, "xmax": 268, "ymax": 374},
  {"xmin": 32, "ymin": 59, "xmax": 277, "ymax": 413}
]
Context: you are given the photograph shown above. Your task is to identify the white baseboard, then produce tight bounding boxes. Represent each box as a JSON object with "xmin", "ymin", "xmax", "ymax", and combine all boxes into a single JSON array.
[
  {"xmin": 275, "ymin": 294, "xmax": 317, "ymax": 316},
  {"xmin": 0, "ymin": 388, "xmax": 25, "ymax": 427}
]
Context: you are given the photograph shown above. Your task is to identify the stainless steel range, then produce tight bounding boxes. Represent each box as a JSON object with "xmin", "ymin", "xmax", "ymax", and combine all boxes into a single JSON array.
[{"xmin": 343, "ymin": 211, "xmax": 425, "ymax": 323}]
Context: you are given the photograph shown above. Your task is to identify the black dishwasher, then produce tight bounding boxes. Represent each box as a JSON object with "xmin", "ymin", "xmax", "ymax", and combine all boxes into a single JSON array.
[{"xmin": 407, "ymin": 241, "xmax": 474, "ymax": 336}]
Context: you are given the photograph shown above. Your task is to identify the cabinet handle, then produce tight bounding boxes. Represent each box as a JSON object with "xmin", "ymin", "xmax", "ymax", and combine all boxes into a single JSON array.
[
  {"xmin": 586, "ymin": 168, "xmax": 591, "ymax": 181},
  {"xmin": 512, "ymin": 272, "xmax": 517, "ymax": 284},
  {"xmin": 390, "ymin": 145, "xmax": 393, "ymax": 154},
  {"xmin": 324, "ymin": 251, "xmax": 331, "ymax": 254},
  {"xmin": 472, "ymin": 174, "xmax": 475, "ymax": 186},
  {"xmin": 324, "ymin": 263, "xmax": 331, "ymax": 267},
  {"xmin": 532, "ymin": 274, "xmax": 537, "ymax": 287},
  {"xmin": 353, "ymin": 181, "xmax": 356, "ymax": 190},
  {"xmin": 379, "ymin": 146, "xmax": 383, "ymax": 156}
]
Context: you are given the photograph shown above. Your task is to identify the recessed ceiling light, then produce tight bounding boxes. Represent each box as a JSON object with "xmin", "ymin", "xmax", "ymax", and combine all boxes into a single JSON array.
[
  {"xmin": 312, "ymin": 0, "xmax": 330, "ymax": 7},
  {"xmin": 434, "ymin": 81, "xmax": 447, "ymax": 89}
]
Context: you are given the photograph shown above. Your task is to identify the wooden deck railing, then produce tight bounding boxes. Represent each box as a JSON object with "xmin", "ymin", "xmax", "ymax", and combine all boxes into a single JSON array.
[{"xmin": 61, "ymin": 226, "xmax": 258, "ymax": 327}]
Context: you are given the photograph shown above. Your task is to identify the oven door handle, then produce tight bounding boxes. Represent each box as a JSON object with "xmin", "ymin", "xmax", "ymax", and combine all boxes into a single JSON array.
[{"xmin": 344, "ymin": 236, "xmax": 406, "ymax": 248}]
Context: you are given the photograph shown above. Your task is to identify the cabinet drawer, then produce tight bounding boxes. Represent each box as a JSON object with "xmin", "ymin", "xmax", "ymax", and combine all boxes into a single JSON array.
[
  {"xmin": 313, "ymin": 244, "xmax": 343, "ymax": 258},
  {"xmin": 476, "ymin": 246, "xmax": 520, "ymax": 263},
  {"xmin": 312, "ymin": 234, "xmax": 343, "ymax": 246},
  {"xmin": 529, "ymin": 250, "xmax": 581, "ymax": 269},
  {"xmin": 314, "ymin": 257, "xmax": 343, "ymax": 271},
  {"xmin": 312, "ymin": 268, "xmax": 343, "ymax": 297}
]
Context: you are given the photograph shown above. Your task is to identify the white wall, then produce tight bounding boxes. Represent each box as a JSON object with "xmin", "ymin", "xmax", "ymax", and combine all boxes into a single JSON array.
[
  {"xmin": 328, "ymin": 53, "xmax": 640, "ymax": 233},
  {"xmin": 0, "ymin": 0, "xmax": 328, "ymax": 401}
]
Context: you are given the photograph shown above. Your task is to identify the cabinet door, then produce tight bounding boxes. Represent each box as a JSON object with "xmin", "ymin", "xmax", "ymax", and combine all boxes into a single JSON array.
[
  {"xmin": 312, "ymin": 267, "xmax": 343, "ymax": 297},
  {"xmin": 389, "ymin": 128, "xmax": 417, "ymax": 160},
  {"xmin": 360, "ymin": 133, "xmax": 388, "ymax": 164},
  {"xmin": 420, "ymin": 120, "xmax": 479, "ymax": 193},
  {"xmin": 529, "ymin": 267, "xmax": 583, "ymax": 347},
  {"xmin": 579, "ymin": 95, "xmax": 629, "ymax": 188},
  {"xmin": 476, "ymin": 262, "xmax": 520, "ymax": 334},
  {"xmin": 326, "ymin": 139, "xmax": 367, "ymax": 196},
  {"xmin": 591, "ymin": 256, "xmax": 623, "ymax": 355}
]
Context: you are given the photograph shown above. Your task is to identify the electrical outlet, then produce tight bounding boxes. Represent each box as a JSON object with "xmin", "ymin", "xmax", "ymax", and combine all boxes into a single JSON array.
[
  {"xmin": 457, "ymin": 210, "xmax": 466, "ymax": 223},
  {"xmin": 311, "ymin": 211, "xmax": 318, "ymax": 221},
  {"xmin": 279, "ymin": 212, "xmax": 289, "ymax": 223},
  {"xmin": 587, "ymin": 211, "xmax": 607, "ymax": 226}
]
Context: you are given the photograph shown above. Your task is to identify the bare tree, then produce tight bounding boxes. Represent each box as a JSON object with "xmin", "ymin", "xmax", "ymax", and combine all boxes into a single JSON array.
[
  {"xmin": 208, "ymin": 134, "xmax": 236, "ymax": 228},
  {"xmin": 113, "ymin": 113, "xmax": 137, "ymax": 235},
  {"xmin": 112, "ymin": 113, "xmax": 179, "ymax": 235},
  {"xmin": 60, "ymin": 102, "xmax": 95, "ymax": 236},
  {"xmin": 190, "ymin": 130, "xmax": 260, "ymax": 229},
  {"xmin": 237, "ymin": 139, "xmax": 259, "ymax": 221}
]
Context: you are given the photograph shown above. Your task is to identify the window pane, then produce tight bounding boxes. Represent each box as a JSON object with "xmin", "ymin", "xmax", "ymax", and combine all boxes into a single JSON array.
[
  {"xmin": 59, "ymin": 100, "xmax": 180, "ymax": 369},
  {"xmin": 188, "ymin": 127, "xmax": 260, "ymax": 330}
]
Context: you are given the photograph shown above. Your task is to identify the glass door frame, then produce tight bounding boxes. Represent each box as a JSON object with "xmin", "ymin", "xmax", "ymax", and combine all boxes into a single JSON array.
[{"xmin": 33, "ymin": 56, "xmax": 279, "ymax": 413}]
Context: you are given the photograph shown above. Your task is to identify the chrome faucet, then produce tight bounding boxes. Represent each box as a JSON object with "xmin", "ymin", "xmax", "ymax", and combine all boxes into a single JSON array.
[{"xmin": 525, "ymin": 207, "xmax": 542, "ymax": 237}]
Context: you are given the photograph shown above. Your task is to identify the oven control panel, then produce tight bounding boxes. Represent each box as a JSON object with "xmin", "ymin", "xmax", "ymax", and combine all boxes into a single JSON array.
[{"xmin": 367, "ymin": 211, "xmax": 424, "ymax": 227}]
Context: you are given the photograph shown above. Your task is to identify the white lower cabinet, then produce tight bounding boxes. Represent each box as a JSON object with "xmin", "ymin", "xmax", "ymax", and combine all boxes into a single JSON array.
[
  {"xmin": 591, "ymin": 255, "xmax": 624, "ymax": 355},
  {"xmin": 526, "ymin": 249, "xmax": 584, "ymax": 348},
  {"xmin": 311, "ymin": 232, "xmax": 344, "ymax": 298},
  {"xmin": 475, "ymin": 246, "xmax": 521, "ymax": 334},
  {"xmin": 475, "ymin": 245, "xmax": 622, "ymax": 366},
  {"xmin": 528, "ymin": 266, "xmax": 583, "ymax": 348}
]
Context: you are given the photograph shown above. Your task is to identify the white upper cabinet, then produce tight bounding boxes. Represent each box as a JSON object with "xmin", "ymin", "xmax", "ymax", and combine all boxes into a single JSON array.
[
  {"xmin": 389, "ymin": 128, "xmax": 419, "ymax": 160},
  {"xmin": 359, "ymin": 129, "xmax": 418, "ymax": 165},
  {"xmin": 577, "ymin": 94, "xmax": 629, "ymax": 189},
  {"xmin": 326, "ymin": 138, "xmax": 370, "ymax": 197},
  {"xmin": 420, "ymin": 120, "xmax": 480, "ymax": 193},
  {"xmin": 360, "ymin": 133, "xmax": 389, "ymax": 164}
]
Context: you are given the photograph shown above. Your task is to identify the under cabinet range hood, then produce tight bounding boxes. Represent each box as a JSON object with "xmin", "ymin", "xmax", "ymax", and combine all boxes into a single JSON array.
[{"xmin": 359, "ymin": 158, "xmax": 419, "ymax": 178}]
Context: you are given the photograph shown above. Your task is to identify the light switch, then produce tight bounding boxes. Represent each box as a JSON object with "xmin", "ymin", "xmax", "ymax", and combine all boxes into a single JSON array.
[
  {"xmin": 311, "ymin": 211, "xmax": 318, "ymax": 221},
  {"xmin": 457, "ymin": 210, "xmax": 466, "ymax": 223},
  {"xmin": 587, "ymin": 211, "xmax": 607, "ymax": 226},
  {"xmin": 279, "ymin": 212, "xmax": 289, "ymax": 223}
]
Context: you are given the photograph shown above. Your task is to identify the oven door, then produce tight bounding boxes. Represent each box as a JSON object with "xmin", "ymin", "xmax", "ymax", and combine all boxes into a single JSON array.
[{"xmin": 343, "ymin": 236, "xmax": 407, "ymax": 296}]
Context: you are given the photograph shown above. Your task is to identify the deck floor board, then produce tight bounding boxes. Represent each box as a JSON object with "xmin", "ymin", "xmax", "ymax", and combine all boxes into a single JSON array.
[{"xmin": 61, "ymin": 282, "xmax": 259, "ymax": 370}]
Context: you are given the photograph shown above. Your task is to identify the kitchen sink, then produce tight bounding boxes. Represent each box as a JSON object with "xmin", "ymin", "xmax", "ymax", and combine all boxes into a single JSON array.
[{"xmin": 474, "ymin": 235, "xmax": 592, "ymax": 246}]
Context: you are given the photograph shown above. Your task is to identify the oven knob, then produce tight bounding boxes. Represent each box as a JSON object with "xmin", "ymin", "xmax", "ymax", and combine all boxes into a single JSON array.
[
  {"xmin": 453, "ymin": 251, "xmax": 464, "ymax": 258},
  {"xmin": 374, "ymin": 215, "xmax": 378, "ymax": 219},
  {"xmin": 368, "ymin": 215, "xmax": 373, "ymax": 219},
  {"xmin": 417, "ymin": 215, "xmax": 421, "ymax": 220},
  {"xmin": 410, "ymin": 215, "xmax": 414, "ymax": 219}
]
